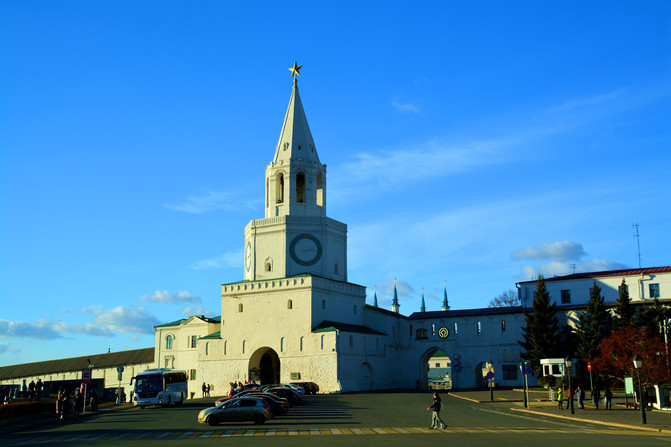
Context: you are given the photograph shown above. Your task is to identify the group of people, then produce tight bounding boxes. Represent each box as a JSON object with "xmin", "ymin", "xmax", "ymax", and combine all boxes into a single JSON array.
[
  {"xmin": 556, "ymin": 386, "xmax": 613, "ymax": 410},
  {"xmin": 55, "ymin": 386, "xmax": 99, "ymax": 423},
  {"xmin": 228, "ymin": 380, "xmax": 259, "ymax": 396},
  {"xmin": 202, "ymin": 382, "xmax": 212, "ymax": 398}
]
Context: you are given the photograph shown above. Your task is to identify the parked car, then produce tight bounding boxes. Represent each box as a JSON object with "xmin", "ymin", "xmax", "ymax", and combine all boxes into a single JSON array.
[
  {"xmin": 245, "ymin": 393, "xmax": 289, "ymax": 416},
  {"xmin": 265, "ymin": 386, "xmax": 299, "ymax": 404},
  {"xmin": 215, "ymin": 390, "xmax": 289, "ymax": 408},
  {"xmin": 198, "ymin": 398, "xmax": 272, "ymax": 426},
  {"xmin": 292, "ymin": 382, "xmax": 319, "ymax": 394}
]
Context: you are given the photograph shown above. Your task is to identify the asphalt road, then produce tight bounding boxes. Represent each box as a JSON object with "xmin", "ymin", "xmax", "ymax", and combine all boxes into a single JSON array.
[{"xmin": 4, "ymin": 393, "xmax": 669, "ymax": 446}]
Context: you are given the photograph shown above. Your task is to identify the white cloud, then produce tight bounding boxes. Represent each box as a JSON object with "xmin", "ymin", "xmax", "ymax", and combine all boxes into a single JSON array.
[
  {"xmin": 137, "ymin": 290, "xmax": 201, "ymax": 304},
  {"xmin": 69, "ymin": 322, "xmax": 114, "ymax": 337},
  {"xmin": 164, "ymin": 188, "xmax": 258, "ymax": 214},
  {"xmin": 376, "ymin": 279, "xmax": 414, "ymax": 298},
  {"xmin": 391, "ymin": 97, "xmax": 421, "ymax": 114},
  {"xmin": 191, "ymin": 251, "xmax": 242, "ymax": 270},
  {"xmin": 0, "ymin": 318, "xmax": 67, "ymax": 340},
  {"xmin": 181, "ymin": 306, "xmax": 215, "ymax": 317},
  {"xmin": 93, "ymin": 306, "xmax": 160, "ymax": 334},
  {"xmin": 513, "ymin": 241, "xmax": 586, "ymax": 262},
  {"xmin": 520, "ymin": 259, "xmax": 629, "ymax": 280}
]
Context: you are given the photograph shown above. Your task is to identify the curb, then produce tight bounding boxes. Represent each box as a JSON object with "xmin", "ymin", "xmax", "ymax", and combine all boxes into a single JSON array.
[{"xmin": 510, "ymin": 407, "xmax": 668, "ymax": 434}]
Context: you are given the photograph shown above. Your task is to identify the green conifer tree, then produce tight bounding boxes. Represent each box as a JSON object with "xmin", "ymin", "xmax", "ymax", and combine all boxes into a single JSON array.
[
  {"xmin": 576, "ymin": 281, "xmax": 612, "ymax": 361},
  {"xmin": 613, "ymin": 278, "xmax": 635, "ymax": 330},
  {"xmin": 635, "ymin": 297, "xmax": 670, "ymax": 340},
  {"xmin": 519, "ymin": 275, "xmax": 561, "ymax": 374}
]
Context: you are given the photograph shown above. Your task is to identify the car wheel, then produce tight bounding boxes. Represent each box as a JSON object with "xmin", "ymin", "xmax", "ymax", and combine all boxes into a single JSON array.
[
  {"xmin": 208, "ymin": 416, "xmax": 218, "ymax": 426},
  {"xmin": 253, "ymin": 414, "xmax": 266, "ymax": 425}
]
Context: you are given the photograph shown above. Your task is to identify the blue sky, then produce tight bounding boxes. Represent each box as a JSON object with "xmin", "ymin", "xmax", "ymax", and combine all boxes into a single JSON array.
[{"xmin": 1, "ymin": 1, "xmax": 670, "ymax": 366}]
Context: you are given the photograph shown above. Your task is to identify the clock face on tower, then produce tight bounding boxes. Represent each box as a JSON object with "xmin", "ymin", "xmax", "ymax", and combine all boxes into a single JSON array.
[
  {"xmin": 289, "ymin": 233, "xmax": 323, "ymax": 266},
  {"xmin": 245, "ymin": 241, "xmax": 252, "ymax": 271}
]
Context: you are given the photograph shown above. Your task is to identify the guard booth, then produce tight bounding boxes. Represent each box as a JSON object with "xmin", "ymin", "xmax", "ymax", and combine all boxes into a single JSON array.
[{"xmin": 540, "ymin": 358, "xmax": 575, "ymax": 377}]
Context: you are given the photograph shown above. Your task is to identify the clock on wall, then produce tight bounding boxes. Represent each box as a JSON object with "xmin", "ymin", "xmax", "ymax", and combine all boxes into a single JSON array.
[
  {"xmin": 289, "ymin": 233, "xmax": 322, "ymax": 266},
  {"xmin": 245, "ymin": 241, "xmax": 252, "ymax": 271}
]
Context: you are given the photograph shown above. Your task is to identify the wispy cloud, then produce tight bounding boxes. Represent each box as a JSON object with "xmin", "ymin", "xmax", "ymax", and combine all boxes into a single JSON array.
[
  {"xmin": 0, "ymin": 319, "xmax": 67, "ymax": 340},
  {"xmin": 191, "ymin": 251, "xmax": 242, "ymax": 270},
  {"xmin": 137, "ymin": 290, "xmax": 201, "ymax": 304},
  {"xmin": 513, "ymin": 241, "xmax": 586, "ymax": 262},
  {"xmin": 181, "ymin": 306, "xmax": 215, "ymax": 317},
  {"xmin": 391, "ymin": 97, "xmax": 421, "ymax": 114},
  {"xmin": 93, "ymin": 306, "xmax": 160, "ymax": 334},
  {"xmin": 164, "ymin": 188, "xmax": 258, "ymax": 214},
  {"xmin": 548, "ymin": 91, "xmax": 624, "ymax": 113}
]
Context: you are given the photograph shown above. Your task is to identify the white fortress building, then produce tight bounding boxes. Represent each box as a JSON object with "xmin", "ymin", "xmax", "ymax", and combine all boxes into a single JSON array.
[{"xmin": 153, "ymin": 66, "xmax": 529, "ymax": 395}]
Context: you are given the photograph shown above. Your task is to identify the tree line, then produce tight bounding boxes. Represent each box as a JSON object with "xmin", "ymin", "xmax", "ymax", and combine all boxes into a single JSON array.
[{"xmin": 519, "ymin": 276, "xmax": 671, "ymax": 389}]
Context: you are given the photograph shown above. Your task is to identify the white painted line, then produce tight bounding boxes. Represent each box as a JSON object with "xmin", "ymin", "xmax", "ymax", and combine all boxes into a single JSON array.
[
  {"xmin": 107, "ymin": 432, "xmax": 131, "ymax": 441},
  {"xmin": 220, "ymin": 430, "xmax": 236, "ymax": 437},
  {"xmin": 243, "ymin": 430, "xmax": 256, "ymax": 436},
  {"xmin": 330, "ymin": 428, "xmax": 343, "ymax": 435},
  {"xmin": 155, "ymin": 431, "xmax": 174, "ymax": 439},
  {"xmin": 288, "ymin": 430, "xmax": 299, "ymax": 436},
  {"xmin": 133, "ymin": 432, "xmax": 152, "ymax": 439},
  {"xmin": 372, "ymin": 428, "xmax": 388, "ymax": 434},
  {"xmin": 265, "ymin": 429, "xmax": 277, "ymax": 436},
  {"xmin": 199, "ymin": 430, "xmax": 215, "ymax": 437},
  {"xmin": 176, "ymin": 431, "xmax": 194, "ymax": 439},
  {"xmin": 310, "ymin": 429, "xmax": 321, "ymax": 435},
  {"xmin": 351, "ymin": 428, "xmax": 365, "ymax": 434},
  {"xmin": 393, "ymin": 428, "xmax": 410, "ymax": 433}
]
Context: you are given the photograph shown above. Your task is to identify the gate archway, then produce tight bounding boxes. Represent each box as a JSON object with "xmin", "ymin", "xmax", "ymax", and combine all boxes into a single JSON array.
[
  {"xmin": 419, "ymin": 348, "xmax": 452, "ymax": 390},
  {"xmin": 248, "ymin": 347, "xmax": 280, "ymax": 385}
]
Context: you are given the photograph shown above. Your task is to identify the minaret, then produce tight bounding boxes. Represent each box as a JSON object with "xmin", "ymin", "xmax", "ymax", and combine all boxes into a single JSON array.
[
  {"xmin": 391, "ymin": 278, "xmax": 400, "ymax": 313},
  {"xmin": 373, "ymin": 287, "xmax": 378, "ymax": 307},
  {"xmin": 420, "ymin": 287, "xmax": 426, "ymax": 312},
  {"xmin": 442, "ymin": 280, "xmax": 450, "ymax": 311}
]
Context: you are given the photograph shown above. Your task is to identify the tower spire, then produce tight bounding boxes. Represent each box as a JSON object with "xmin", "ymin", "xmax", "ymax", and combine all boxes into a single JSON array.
[
  {"xmin": 442, "ymin": 280, "xmax": 450, "ymax": 311},
  {"xmin": 391, "ymin": 278, "xmax": 400, "ymax": 313},
  {"xmin": 373, "ymin": 286, "xmax": 378, "ymax": 307},
  {"xmin": 420, "ymin": 287, "xmax": 426, "ymax": 312}
]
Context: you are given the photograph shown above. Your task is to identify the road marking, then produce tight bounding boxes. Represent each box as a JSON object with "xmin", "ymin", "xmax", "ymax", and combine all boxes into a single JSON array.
[
  {"xmin": 132, "ymin": 432, "xmax": 152, "ymax": 439},
  {"xmin": 175, "ymin": 431, "xmax": 194, "ymax": 438},
  {"xmin": 154, "ymin": 431, "xmax": 173, "ymax": 439},
  {"xmin": 107, "ymin": 432, "xmax": 131, "ymax": 441},
  {"xmin": 199, "ymin": 430, "xmax": 215, "ymax": 437}
]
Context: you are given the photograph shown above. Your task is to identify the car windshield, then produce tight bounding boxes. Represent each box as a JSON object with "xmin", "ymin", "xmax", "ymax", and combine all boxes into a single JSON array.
[{"xmin": 134, "ymin": 374, "xmax": 163, "ymax": 392}]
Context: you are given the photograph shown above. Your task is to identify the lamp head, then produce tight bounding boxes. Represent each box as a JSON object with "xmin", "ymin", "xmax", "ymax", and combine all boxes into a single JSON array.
[{"xmin": 633, "ymin": 354, "xmax": 643, "ymax": 369}]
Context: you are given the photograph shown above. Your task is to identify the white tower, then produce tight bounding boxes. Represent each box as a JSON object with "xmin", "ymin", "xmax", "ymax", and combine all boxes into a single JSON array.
[{"xmin": 243, "ymin": 63, "xmax": 347, "ymax": 282}]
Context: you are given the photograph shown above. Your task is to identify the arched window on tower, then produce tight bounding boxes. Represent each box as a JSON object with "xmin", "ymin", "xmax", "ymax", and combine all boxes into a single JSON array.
[
  {"xmin": 238, "ymin": 303, "xmax": 243, "ymax": 313},
  {"xmin": 276, "ymin": 172, "xmax": 284, "ymax": 203},
  {"xmin": 266, "ymin": 179, "xmax": 269, "ymax": 209},
  {"xmin": 280, "ymin": 337, "xmax": 284, "ymax": 352},
  {"xmin": 300, "ymin": 336, "xmax": 304, "ymax": 351},
  {"xmin": 287, "ymin": 299, "xmax": 293, "ymax": 310},
  {"xmin": 316, "ymin": 173, "xmax": 324, "ymax": 206},
  {"xmin": 296, "ymin": 172, "xmax": 305, "ymax": 203}
]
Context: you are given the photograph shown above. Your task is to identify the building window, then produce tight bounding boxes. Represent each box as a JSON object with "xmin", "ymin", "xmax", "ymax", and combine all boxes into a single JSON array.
[
  {"xmin": 454, "ymin": 322, "xmax": 458, "ymax": 334},
  {"xmin": 190, "ymin": 336, "xmax": 197, "ymax": 348},
  {"xmin": 561, "ymin": 289, "xmax": 571, "ymax": 304},
  {"xmin": 410, "ymin": 325, "xmax": 413, "ymax": 337},
  {"xmin": 416, "ymin": 329, "xmax": 428, "ymax": 340},
  {"xmin": 321, "ymin": 335, "xmax": 324, "ymax": 350},
  {"xmin": 276, "ymin": 172, "xmax": 285, "ymax": 203},
  {"xmin": 650, "ymin": 283, "xmax": 660, "ymax": 298},
  {"xmin": 435, "ymin": 362, "xmax": 440, "ymax": 367},
  {"xmin": 432, "ymin": 324, "xmax": 435, "ymax": 336},
  {"xmin": 502, "ymin": 365, "xmax": 518, "ymax": 380},
  {"xmin": 166, "ymin": 335, "xmax": 174, "ymax": 350},
  {"xmin": 190, "ymin": 369, "xmax": 197, "ymax": 380},
  {"xmin": 316, "ymin": 173, "xmax": 324, "ymax": 206},
  {"xmin": 224, "ymin": 340, "xmax": 227, "ymax": 355},
  {"xmin": 280, "ymin": 337, "xmax": 284, "ymax": 352},
  {"xmin": 296, "ymin": 172, "xmax": 305, "ymax": 203},
  {"xmin": 322, "ymin": 299, "xmax": 326, "ymax": 310},
  {"xmin": 242, "ymin": 340, "xmax": 246, "ymax": 354},
  {"xmin": 205, "ymin": 342, "xmax": 209, "ymax": 356},
  {"xmin": 349, "ymin": 335, "xmax": 353, "ymax": 348},
  {"xmin": 353, "ymin": 305, "xmax": 357, "ymax": 314},
  {"xmin": 501, "ymin": 320, "xmax": 506, "ymax": 332},
  {"xmin": 238, "ymin": 303, "xmax": 244, "ymax": 313},
  {"xmin": 300, "ymin": 336, "xmax": 304, "ymax": 352},
  {"xmin": 477, "ymin": 321, "xmax": 481, "ymax": 334},
  {"xmin": 288, "ymin": 300, "xmax": 293, "ymax": 309},
  {"xmin": 265, "ymin": 262, "xmax": 272, "ymax": 272}
]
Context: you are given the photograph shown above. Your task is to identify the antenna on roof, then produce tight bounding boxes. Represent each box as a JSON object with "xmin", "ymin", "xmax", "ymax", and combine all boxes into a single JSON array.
[
  {"xmin": 633, "ymin": 223, "xmax": 641, "ymax": 268},
  {"xmin": 570, "ymin": 264, "xmax": 576, "ymax": 274}
]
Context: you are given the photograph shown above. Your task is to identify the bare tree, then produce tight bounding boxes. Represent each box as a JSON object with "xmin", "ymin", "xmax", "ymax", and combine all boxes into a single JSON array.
[{"xmin": 488, "ymin": 289, "xmax": 521, "ymax": 307}]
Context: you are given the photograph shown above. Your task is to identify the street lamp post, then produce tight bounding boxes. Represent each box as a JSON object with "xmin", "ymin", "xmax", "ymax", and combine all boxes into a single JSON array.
[
  {"xmin": 633, "ymin": 354, "xmax": 647, "ymax": 425},
  {"xmin": 486, "ymin": 361, "xmax": 494, "ymax": 402},
  {"xmin": 565, "ymin": 358, "xmax": 574, "ymax": 414}
]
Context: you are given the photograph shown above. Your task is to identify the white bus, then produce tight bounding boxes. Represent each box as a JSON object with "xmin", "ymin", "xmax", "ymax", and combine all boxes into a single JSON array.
[{"xmin": 131, "ymin": 368, "xmax": 188, "ymax": 408}]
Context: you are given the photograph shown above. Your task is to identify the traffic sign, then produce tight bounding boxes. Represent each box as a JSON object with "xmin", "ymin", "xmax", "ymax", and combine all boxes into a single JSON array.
[
  {"xmin": 587, "ymin": 362, "xmax": 592, "ymax": 371},
  {"xmin": 82, "ymin": 369, "xmax": 92, "ymax": 383},
  {"xmin": 117, "ymin": 365, "xmax": 124, "ymax": 373},
  {"xmin": 521, "ymin": 364, "xmax": 532, "ymax": 375},
  {"xmin": 485, "ymin": 371, "xmax": 495, "ymax": 380}
]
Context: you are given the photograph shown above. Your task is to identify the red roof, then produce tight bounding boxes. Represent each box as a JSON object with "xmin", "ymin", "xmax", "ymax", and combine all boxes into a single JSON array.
[{"xmin": 519, "ymin": 266, "xmax": 671, "ymax": 283}]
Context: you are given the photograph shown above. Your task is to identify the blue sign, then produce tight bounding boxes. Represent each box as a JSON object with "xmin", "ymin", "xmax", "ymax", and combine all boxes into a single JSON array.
[
  {"xmin": 485, "ymin": 371, "xmax": 495, "ymax": 380},
  {"xmin": 521, "ymin": 364, "xmax": 532, "ymax": 375}
]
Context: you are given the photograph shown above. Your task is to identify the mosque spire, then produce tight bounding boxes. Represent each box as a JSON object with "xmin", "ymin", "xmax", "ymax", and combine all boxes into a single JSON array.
[
  {"xmin": 391, "ymin": 278, "xmax": 400, "ymax": 313},
  {"xmin": 373, "ymin": 286, "xmax": 378, "ymax": 307},
  {"xmin": 442, "ymin": 280, "xmax": 450, "ymax": 311},
  {"xmin": 420, "ymin": 287, "xmax": 426, "ymax": 312}
]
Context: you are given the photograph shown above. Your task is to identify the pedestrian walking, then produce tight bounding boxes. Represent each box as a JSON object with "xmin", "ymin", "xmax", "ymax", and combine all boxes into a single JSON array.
[
  {"xmin": 576, "ymin": 386, "xmax": 584, "ymax": 410},
  {"xmin": 593, "ymin": 388, "xmax": 600, "ymax": 410},
  {"xmin": 73, "ymin": 388, "xmax": 83, "ymax": 421},
  {"xmin": 426, "ymin": 392, "xmax": 447, "ymax": 429},
  {"xmin": 90, "ymin": 389, "xmax": 99, "ymax": 412},
  {"xmin": 36, "ymin": 379, "xmax": 43, "ymax": 402},
  {"xmin": 557, "ymin": 388, "xmax": 563, "ymax": 410},
  {"xmin": 202, "ymin": 382, "xmax": 207, "ymax": 398}
]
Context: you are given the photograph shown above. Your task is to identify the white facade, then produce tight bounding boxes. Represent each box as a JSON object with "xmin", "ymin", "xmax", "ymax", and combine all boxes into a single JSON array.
[{"xmin": 517, "ymin": 267, "xmax": 671, "ymax": 309}]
